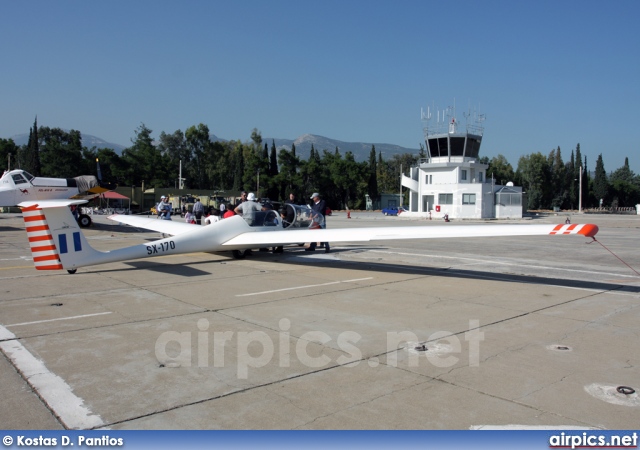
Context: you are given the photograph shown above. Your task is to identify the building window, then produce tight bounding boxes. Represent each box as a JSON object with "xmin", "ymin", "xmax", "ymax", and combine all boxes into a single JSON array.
[
  {"xmin": 478, "ymin": 172, "xmax": 483, "ymax": 182},
  {"xmin": 462, "ymin": 193, "xmax": 476, "ymax": 205},
  {"xmin": 461, "ymin": 170, "xmax": 467, "ymax": 181},
  {"xmin": 496, "ymin": 193, "xmax": 521, "ymax": 206},
  {"xmin": 425, "ymin": 175, "xmax": 430, "ymax": 184},
  {"xmin": 429, "ymin": 175, "xmax": 433, "ymax": 184},
  {"xmin": 438, "ymin": 193, "xmax": 453, "ymax": 204}
]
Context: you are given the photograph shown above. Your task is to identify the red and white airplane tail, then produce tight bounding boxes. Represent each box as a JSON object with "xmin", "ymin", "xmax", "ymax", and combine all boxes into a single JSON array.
[{"xmin": 20, "ymin": 200, "xmax": 102, "ymax": 272}]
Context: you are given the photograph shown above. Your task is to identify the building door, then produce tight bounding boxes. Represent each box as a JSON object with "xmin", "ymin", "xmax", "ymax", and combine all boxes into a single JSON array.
[{"xmin": 422, "ymin": 195, "xmax": 434, "ymax": 212}]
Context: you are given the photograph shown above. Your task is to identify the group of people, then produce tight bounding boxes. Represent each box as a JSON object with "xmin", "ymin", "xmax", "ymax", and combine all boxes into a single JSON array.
[{"xmin": 156, "ymin": 191, "xmax": 330, "ymax": 253}]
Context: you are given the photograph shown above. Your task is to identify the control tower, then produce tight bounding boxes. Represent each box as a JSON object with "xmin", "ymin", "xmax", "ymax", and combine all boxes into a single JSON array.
[
  {"xmin": 401, "ymin": 102, "xmax": 521, "ymax": 219},
  {"xmin": 421, "ymin": 103, "xmax": 485, "ymax": 163}
]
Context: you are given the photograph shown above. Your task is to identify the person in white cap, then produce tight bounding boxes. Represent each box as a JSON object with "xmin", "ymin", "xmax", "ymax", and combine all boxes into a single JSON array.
[
  {"xmin": 156, "ymin": 195, "xmax": 172, "ymax": 220},
  {"xmin": 234, "ymin": 192, "xmax": 265, "ymax": 225},
  {"xmin": 307, "ymin": 192, "xmax": 330, "ymax": 252}
]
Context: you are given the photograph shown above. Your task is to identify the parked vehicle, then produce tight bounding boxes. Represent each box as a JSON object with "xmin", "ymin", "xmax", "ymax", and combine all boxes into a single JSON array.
[{"xmin": 381, "ymin": 206, "xmax": 407, "ymax": 216}]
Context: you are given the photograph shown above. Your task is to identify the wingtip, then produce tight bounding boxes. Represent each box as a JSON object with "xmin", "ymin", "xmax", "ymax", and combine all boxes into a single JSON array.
[{"xmin": 578, "ymin": 224, "xmax": 599, "ymax": 237}]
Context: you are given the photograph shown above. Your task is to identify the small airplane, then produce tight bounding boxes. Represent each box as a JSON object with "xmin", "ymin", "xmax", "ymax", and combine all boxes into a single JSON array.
[
  {"xmin": 17, "ymin": 199, "xmax": 599, "ymax": 274},
  {"xmin": 1, "ymin": 160, "xmax": 116, "ymax": 227}
]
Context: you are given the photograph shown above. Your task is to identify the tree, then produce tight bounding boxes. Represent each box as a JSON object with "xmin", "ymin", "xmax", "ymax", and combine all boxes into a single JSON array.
[
  {"xmin": 20, "ymin": 117, "xmax": 42, "ymax": 176},
  {"xmin": 269, "ymin": 140, "xmax": 278, "ymax": 177},
  {"xmin": 0, "ymin": 138, "xmax": 19, "ymax": 172},
  {"xmin": 516, "ymin": 152, "xmax": 551, "ymax": 210},
  {"xmin": 610, "ymin": 157, "xmax": 634, "ymax": 184},
  {"xmin": 121, "ymin": 124, "xmax": 168, "ymax": 188},
  {"xmin": 38, "ymin": 127, "xmax": 85, "ymax": 177},
  {"xmin": 566, "ymin": 150, "xmax": 577, "ymax": 209},
  {"xmin": 486, "ymin": 154, "xmax": 515, "ymax": 186},
  {"xmin": 185, "ymin": 124, "xmax": 211, "ymax": 189},
  {"xmin": 301, "ymin": 144, "xmax": 322, "ymax": 198},
  {"xmin": 609, "ymin": 157, "xmax": 639, "ymax": 207},
  {"xmin": 549, "ymin": 146, "xmax": 567, "ymax": 208},
  {"xmin": 232, "ymin": 141, "xmax": 245, "ymax": 191},
  {"xmin": 266, "ymin": 140, "xmax": 280, "ymax": 200},
  {"xmin": 592, "ymin": 153, "xmax": 609, "ymax": 206},
  {"xmin": 377, "ymin": 151, "xmax": 389, "ymax": 193},
  {"xmin": 82, "ymin": 147, "xmax": 126, "ymax": 184},
  {"xmin": 157, "ymin": 130, "xmax": 188, "ymax": 187},
  {"xmin": 418, "ymin": 143, "xmax": 427, "ymax": 159},
  {"xmin": 367, "ymin": 145, "xmax": 379, "ymax": 201},
  {"xmin": 276, "ymin": 147, "xmax": 301, "ymax": 200},
  {"xmin": 378, "ymin": 153, "xmax": 418, "ymax": 204},
  {"xmin": 575, "ymin": 143, "xmax": 588, "ymax": 208},
  {"xmin": 250, "ymin": 128, "xmax": 262, "ymax": 149}
]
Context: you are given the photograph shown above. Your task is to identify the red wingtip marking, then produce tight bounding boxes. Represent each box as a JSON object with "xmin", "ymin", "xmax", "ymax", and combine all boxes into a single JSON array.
[
  {"xmin": 20, "ymin": 205, "xmax": 41, "ymax": 212},
  {"xmin": 578, "ymin": 224, "xmax": 599, "ymax": 237}
]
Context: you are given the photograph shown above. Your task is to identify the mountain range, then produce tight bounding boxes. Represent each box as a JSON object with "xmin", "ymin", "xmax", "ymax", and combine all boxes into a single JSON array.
[{"xmin": 8, "ymin": 132, "xmax": 419, "ymax": 162}]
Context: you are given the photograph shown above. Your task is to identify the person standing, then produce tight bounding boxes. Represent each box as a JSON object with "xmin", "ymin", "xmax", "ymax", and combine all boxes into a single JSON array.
[
  {"xmin": 286, "ymin": 192, "xmax": 298, "ymax": 205},
  {"xmin": 306, "ymin": 192, "xmax": 330, "ymax": 253},
  {"xmin": 192, "ymin": 198, "xmax": 205, "ymax": 225},
  {"xmin": 157, "ymin": 196, "xmax": 172, "ymax": 220},
  {"xmin": 234, "ymin": 192, "xmax": 265, "ymax": 225}
]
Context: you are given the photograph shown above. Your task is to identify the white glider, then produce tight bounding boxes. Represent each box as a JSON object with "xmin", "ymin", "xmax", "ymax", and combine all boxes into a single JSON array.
[{"xmin": 18, "ymin": 200, "xmax": 599, "ymax": 274}]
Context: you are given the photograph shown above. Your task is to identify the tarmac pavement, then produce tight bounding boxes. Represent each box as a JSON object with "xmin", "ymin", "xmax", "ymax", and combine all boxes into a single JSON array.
[{"xmin": 0, "ymin": 211, "xmax": 638, "ymax": 429}]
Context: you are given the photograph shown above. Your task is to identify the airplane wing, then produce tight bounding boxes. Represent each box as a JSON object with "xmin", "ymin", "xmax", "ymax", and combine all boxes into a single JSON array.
[
  {"xmin": 19, "ymin": 199, "xmax": 88, "ymax": 208},
  {"xmin": 222, "ymin": 223, "xmax": 599, "ymax": 247},
  {"xmin": 108, "ymin": 214, "xmax": 198, "ymax": 235}
]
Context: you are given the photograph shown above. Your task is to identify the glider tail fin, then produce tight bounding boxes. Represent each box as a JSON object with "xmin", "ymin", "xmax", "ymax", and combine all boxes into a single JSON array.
[
  {"xmin": 20, "ymin": 201, "xmax": 101, "ymax": 271},
  {"xmin": 21, "ymin": 204, "xmax": 64, "ymax": 270}
]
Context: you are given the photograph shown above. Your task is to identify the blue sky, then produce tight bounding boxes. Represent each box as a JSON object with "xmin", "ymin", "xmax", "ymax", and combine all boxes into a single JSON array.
[{"xmin": 1, "ymin": 0, "xmax": 639, "ymax": 172}]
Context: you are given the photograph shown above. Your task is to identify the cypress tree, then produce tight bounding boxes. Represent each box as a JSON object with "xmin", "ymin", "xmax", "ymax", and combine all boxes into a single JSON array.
[
  {"xmin": 23, "ymin": 117, "xmax": 42, "ymax": 176},
  {"xmin": 269, "ymin": 140, "xmax": 278, "ymax": 176},
  {"xmin": 368, "ymin": 145, "xmax": 378, "ymax": 200},
  {"xmin": 233, "ymin": 142, "xmax": 244, "ymax": 191},
  {"xmin": 567, "ymin": 149, "xmax": 576, "ymax": 208},
  {"xmin": 593, "ymin": 154, "xmax": 608, "ymax": 205}
]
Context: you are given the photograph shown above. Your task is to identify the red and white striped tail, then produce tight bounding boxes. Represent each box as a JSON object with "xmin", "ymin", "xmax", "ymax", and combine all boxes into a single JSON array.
[
  {"xmin": 21, "ymin": 204, "xmax": 63, "ymax": 270},
  {"xmin": 548, "ymin": 223, "xmax": 599, "ymax": 237}
]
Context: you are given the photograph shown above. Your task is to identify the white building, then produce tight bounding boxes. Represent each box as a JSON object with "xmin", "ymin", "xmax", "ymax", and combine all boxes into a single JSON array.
[{"xmin": 401, "ymin": 106, "xmax": 522, "ymax": 219}]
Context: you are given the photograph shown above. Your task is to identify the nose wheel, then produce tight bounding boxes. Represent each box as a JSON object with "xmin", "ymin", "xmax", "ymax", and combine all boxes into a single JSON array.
[{"xmin": 67, "ymin": 269, "xmax": 77, "ymax": 274}]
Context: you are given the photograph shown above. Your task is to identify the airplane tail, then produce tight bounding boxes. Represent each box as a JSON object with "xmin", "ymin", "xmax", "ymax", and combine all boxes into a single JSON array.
[{"xmin": 20, "ymin": 200, "xmax": 102, "ymax": 272}]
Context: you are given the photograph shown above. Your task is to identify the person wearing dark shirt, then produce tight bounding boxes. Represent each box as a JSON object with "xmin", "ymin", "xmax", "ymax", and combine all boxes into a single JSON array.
[{"xmin": 306, "ymin": 192, "xmax": 330, "ymax": 253}]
